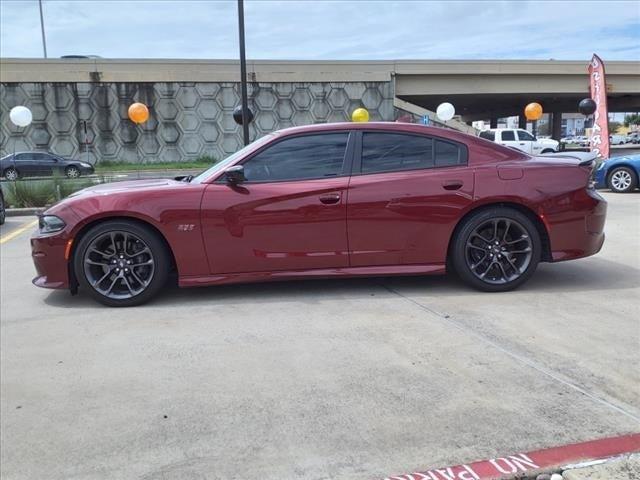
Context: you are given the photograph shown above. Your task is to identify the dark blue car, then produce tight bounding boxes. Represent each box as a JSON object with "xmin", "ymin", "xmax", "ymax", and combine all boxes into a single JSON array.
[{"xmin": 594, "ymin": 154, "xmax": 640, "ymax": 193}]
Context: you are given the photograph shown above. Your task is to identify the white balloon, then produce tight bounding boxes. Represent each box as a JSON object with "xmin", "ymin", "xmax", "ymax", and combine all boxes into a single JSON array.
[
  {"xmin": 436, "ymin": 102, "xmax": 455, "ymax": 122},
  {"xmin": 9, "ymin": 106, "xmax": 33, "ymax": 127}
]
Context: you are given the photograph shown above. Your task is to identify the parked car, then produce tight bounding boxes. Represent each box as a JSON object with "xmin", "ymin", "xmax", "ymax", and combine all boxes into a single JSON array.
[
  {"xmin": 625, "ymin": 132, "xmax": 639, "ymax": 144},
  {"xmin": 31, "ymin": 122, "xmax": 606, "ymax": 307},
  {"xmin": 0, "ymin": 152, "xmax": 94, "ymax": 180},
  {"xmin": 609, "ymin": 134, "xmax": 626, "ymax": 145},
  {"xmin": 0, "ymin": 184, "xmax": 5, "ymax": 225},
  {"xmin": 573, "ymin": 136, "xmax": 590, "ymax": 147},
  {"xmin": 594, "ymin": 154, "xmax": 640, "ymax": 193},
  {"xmin": 478, "ymin": 128, "xmax": 559, "ymax": 154}
]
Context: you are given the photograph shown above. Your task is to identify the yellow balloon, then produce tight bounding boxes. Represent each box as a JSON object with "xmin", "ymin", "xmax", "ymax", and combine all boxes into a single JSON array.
[
  {"xmin": 351, "ymin": 108, "xmax": 369, "ymax": 123},
  {"xmin": 128, "ymin": 102, "xmax": 149, "ymax": 124},
  {"xmin": 524, "ymin": 102, "xmax": 543, "ymax": 121}
]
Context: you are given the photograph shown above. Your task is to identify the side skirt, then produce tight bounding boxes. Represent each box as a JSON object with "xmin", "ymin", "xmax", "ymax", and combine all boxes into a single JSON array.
[{"xmin": 179, "ymin": 263, "xmax": 446, "ymax": 288}]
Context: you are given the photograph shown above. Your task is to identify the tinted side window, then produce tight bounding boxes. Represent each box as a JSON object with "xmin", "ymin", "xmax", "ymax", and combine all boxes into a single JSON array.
[
  {"xmin": 501, "ymin": 131, "xmax": 516, "ymax": 141},
  {"xmin": 518, "ymin": 130, "xmax": 535, "ymax": 141},
  {"xmin": 435, "ymin": 140, "xmax": 465, "ymax": 166},
  {"xmin": 361, "ymin": 133, "xmax": 433, "ymax": 174},
  {"xmin": 243, "ymin": 133, "xmax": 348, "ymax": 182},
  {"xmin": 479, "ymin": 131, "xmax": 495, "ymax": 141}
]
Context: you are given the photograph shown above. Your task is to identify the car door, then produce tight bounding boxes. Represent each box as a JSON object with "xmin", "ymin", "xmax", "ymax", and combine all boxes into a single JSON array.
[
  {"xmin": 14, "ymin": 153, "xmax": 38, "ymax": 177},
  {"xmin": 200, "ymin": 132, "xmax": 353, "ymax": 274},
  {"xmin": 346, "ymin": 131, "xmax": 474, "ymax": 267},
  {"xmin": 499, "ymin": 130, "xmax": 528, "ymax": 153},
  {"xmin": 516, "ymin": 129, "xmax": 536, "ymax": 154},
  {"xmin": 35, "ymin": 153, "xmax": 57, "ymax": 176}
]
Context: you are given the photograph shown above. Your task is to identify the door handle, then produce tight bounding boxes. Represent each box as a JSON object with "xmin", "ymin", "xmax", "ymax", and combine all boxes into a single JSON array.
[
  {"xmin": 519, "ymin": 143, "xmax": 525, "ymax": 145},
  {"xmin": 319, "ymin": 193, "xmax": 341, "ymax": 204},
  {"xmin": 442, "ymin": 180, "xmax": 463, "ymax": 191}
]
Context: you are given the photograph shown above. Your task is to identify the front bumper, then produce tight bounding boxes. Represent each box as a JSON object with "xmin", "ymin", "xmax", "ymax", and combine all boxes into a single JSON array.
[
  {"xmin": 31, "ymin": 232, "xmax": 70, "ymax": 289},
  {"xmin": 594, "ymin": 166, "xmax": 607, "ymax": 189}
]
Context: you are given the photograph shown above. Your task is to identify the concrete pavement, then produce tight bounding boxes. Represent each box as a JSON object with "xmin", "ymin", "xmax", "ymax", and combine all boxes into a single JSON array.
[{"xmin": 1, "ymin": 192, "xmax": 638, "ymax": 480}]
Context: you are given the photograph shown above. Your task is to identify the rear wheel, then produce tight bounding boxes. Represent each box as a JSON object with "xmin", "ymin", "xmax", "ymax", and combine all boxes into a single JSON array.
[
  {"xmin": 451, "ymin": 207, "xmax": 541, "ymax": 292},
  {"xmin": 73, "ymin": 220, "xmax": 170, "ymax": 306},
  {"xmin": 607, "ymin": 166, "xmax": 637, "ymax": 193},
  {"xmin": 4, "ymin": 167, "xmax": 19, "ymax": 181}
]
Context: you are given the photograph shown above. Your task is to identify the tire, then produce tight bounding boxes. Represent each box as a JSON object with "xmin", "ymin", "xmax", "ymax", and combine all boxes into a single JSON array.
[
  {"xmin": 4, "ymin": 167, "xmax": 19, "ymax": 181},
  {"xmin": 541, "ymin": 148, "xmax": 555, "ymax": 154},
  {"xmin": 73, "ymin": 220, "xmax": 170, "ymax": 307},
  {"xmin": 0, "ymin": 194, "xmax": 5, "ymax": 225},
  {"xmin": 451, "ymin": 207, "xmax": 542, "ymax": 292},
  {"xmin": 65, "ymin": 165, "xmax": 81, "ymax": 178},
  {"xmin": 607, "ymin": 166, "xmax": 637, "ymax": 193}
]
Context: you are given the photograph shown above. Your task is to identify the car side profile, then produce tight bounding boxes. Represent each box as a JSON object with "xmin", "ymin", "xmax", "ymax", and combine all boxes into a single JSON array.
[
  {"xmin": 30, "ymin": 122, "xmax": 606, "ymax": 307},
  {"xmin": 478, "ymin": 128, "xmax": 559, "ymax": 154},
  {"xmin": 594, "ymin": 153, "xmax": 640, "ymax": 193},
  {"xmin": 1, "ymin": 151, "xmax": 94, "ymax": 180}
]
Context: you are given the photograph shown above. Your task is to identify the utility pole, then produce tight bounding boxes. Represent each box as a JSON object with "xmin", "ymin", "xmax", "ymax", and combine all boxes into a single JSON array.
[
  {"xmin": 38, "ymin": 0, "xmax": 48, "ymax": 58},
  {"xmin": 237, "ymin": 0, "xmax": 250, "ymax": 146}
]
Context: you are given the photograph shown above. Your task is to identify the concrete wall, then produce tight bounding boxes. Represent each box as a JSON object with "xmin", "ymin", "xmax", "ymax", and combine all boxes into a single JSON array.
[{"xmin": 0, "ymin": 81, "xmax": 394, "ymax": 162}]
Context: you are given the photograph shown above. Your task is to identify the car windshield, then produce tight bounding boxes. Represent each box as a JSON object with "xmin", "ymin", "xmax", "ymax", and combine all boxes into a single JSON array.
[{"xmin": 190, "ymin": 134, "xmax": 275, "ymax": 184}]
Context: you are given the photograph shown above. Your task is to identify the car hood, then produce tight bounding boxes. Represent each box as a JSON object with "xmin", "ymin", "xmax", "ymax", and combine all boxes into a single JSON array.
[{"xmin": 68, "ymin": 178, "xmax": 182, "ymax": 197}]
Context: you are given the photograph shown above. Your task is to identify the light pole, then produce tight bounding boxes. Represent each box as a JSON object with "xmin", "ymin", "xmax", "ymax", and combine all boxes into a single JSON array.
[
  {"xmin": 38, "ymin": 0, "xmax": 48, "ymax": 58},
  {"xmin": 237, "ymin": 0, "xmax": 250, "ymax": 146}
]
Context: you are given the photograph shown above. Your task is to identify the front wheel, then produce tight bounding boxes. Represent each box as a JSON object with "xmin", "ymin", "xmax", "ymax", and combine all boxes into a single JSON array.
[
  {"xmin": 607, "ymin": 166, "xmax": 637, "ymax": 193},
  {"xmin": 73, "ymin": 220, "xmax": 170, "ymax": 306},
  {"xmin": 540, "ymin": 148, "xmax": 556, "ymax": 154},
  {"xmin": 451, "ymin": 207, "xmax": 542, "ymax": 292},
  {"xmin": 65, "ymin": 165, "xmax": 81, "ymax": 178}
]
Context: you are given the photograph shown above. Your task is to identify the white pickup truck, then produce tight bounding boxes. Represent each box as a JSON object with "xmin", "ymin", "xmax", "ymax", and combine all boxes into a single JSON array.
[{"xmin": 479, "ymin": 128, "xmax": 559, "ymax": 154}]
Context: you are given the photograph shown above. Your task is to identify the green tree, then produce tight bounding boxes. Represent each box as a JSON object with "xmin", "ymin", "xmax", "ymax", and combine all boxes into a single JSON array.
[
  {"xmin": 624, "ymin": 113, "xmax": 640, "ymax": 127},
  {"xmin": 608, "ymin": 121, "xmax": 622, "ymax": 133}
]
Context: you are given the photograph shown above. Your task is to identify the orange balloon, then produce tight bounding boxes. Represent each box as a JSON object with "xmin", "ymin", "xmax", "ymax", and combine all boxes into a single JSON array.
[
  {"xmin": 524, "ymin": 102, "xmax": 543, "ymax": 121},
  {"xmin": 128, "ymin": 102, "xmax": 149, "ymax": 124}
]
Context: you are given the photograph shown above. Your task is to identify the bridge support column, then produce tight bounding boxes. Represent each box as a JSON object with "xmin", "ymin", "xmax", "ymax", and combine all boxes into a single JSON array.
[
  {"xmin": 518, "ymin": 115, "xmax": 527, "ymax": 129},
  {"xmin": 490, "ymin": 117, "xmax": 498, "ymax": 129},
  {"xmin": 551, "ymin": 112, "xmax": 563, "ymax": 140}
]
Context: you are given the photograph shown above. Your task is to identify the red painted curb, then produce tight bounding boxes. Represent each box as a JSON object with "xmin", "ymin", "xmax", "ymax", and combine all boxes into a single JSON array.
[{"xmin": 383, "ymin": 433, "xmax": 640, "ymax": 480}]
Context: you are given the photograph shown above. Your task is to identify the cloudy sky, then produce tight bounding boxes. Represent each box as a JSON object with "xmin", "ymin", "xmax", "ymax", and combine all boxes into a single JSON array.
[{"xmin": 1, "ymin": 0, "xmax": 638, "ymax": 60}]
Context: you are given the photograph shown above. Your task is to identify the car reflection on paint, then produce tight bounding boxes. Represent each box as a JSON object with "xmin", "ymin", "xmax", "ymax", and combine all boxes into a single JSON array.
[{"xmin": 30, "ymin": 122, "xmax": 606, "ymax": 307}]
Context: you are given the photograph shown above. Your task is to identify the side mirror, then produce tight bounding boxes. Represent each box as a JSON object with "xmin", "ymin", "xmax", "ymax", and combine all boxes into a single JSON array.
[{"xmin": 224, "ymin": 165, "xmax": 245, "ymax": 184}]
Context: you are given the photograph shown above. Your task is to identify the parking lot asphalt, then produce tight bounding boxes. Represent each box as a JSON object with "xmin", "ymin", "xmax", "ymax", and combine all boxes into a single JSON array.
[{"xmin": 1, "ymin": 192, "xmax": 638, "ymax": 480}]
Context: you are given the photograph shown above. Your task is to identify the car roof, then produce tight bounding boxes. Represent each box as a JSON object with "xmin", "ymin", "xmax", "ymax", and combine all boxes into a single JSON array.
[{"xmin": 271, "ymin": 121, "xmax": 478, "ymax": 144}]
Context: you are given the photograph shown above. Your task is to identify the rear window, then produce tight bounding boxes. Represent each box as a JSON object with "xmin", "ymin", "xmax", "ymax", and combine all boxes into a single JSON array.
[
  {"xmin": 361, "ymin": 133, "xmax": 434, "ymax": 174},
  {"xmin": 360, "ymin": 132, "xmax": 467, "ymax": 174},
  {"xmin": 501, "ymin": 131, "xmax": 516, "ymax": 141},
  {"xmin": 479, "ymin": 131, "xmax": 495, "ymax": 141}
]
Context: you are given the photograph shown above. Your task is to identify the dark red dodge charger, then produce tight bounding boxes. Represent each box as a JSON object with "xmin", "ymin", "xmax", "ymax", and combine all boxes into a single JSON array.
[{"xmin": 31, "ymin": 122, "xmax": 606, "ymax": 306}]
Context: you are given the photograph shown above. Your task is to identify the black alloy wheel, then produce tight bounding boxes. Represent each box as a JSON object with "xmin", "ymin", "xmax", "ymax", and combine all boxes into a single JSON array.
[
  {"xmin": 74, "ymin": 220, "xmax": 170, "ymax": 306},
  {"xmin": 452, "ymin": 207, "xmax": 541, "ymax": 291}
]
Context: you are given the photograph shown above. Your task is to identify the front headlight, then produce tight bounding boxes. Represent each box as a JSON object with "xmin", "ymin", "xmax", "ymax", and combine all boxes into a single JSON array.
[{"xmin": 39, "ymin": 215, "xmax": 66, "ymax": 234}]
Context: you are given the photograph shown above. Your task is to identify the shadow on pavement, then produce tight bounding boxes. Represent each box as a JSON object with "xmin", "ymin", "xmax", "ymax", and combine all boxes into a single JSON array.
[{"xmin": 43, "ymin": 254, "xmax": 638, "ymax": 308}]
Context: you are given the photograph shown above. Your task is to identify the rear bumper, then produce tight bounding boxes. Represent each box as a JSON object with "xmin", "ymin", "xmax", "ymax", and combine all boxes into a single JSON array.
[{"xmin": 547, "ymin": 189, "xmax": 607, "ymax": 262}]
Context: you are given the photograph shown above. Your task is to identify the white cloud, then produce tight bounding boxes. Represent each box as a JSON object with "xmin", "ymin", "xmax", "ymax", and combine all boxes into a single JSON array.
[{"xmin": 1, "ymin": 0, "xmax": 638, "ymax": 60}]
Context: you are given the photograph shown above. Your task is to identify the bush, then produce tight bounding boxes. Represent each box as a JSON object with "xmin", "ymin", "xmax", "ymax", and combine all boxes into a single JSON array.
[{"xmin": 2, "ymin": 177, "xmax": 101, "ymax": 208}]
